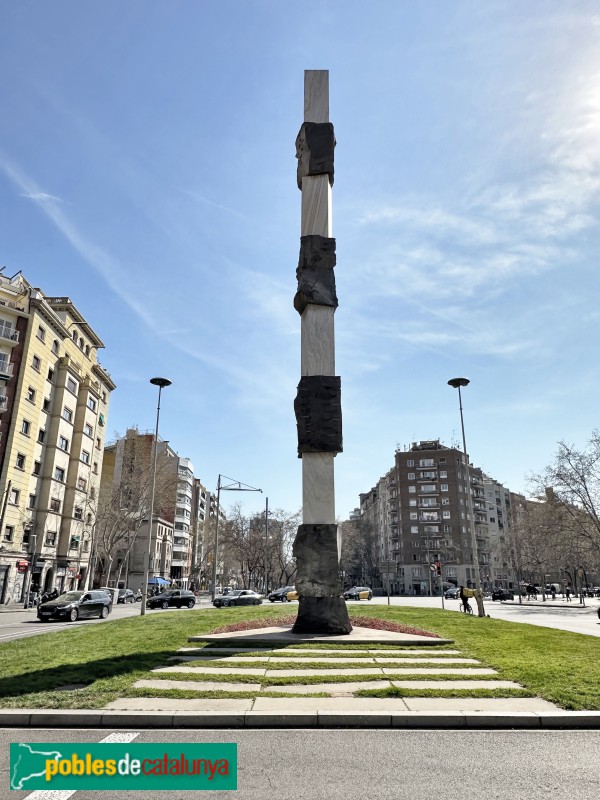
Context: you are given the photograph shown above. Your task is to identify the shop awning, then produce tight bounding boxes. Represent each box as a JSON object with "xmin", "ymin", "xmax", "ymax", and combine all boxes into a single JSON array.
[{"xmin": 147, "ymin": 577, "xmax": 171, "ymax": 586}]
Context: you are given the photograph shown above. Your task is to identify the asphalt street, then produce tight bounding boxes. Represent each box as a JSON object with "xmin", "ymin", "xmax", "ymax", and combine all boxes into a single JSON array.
[
  {"xmin": 1, "ymin": 595, "xmax": 599, "ymax": 643},
  {"xmin": 2, "ymin": 728, "xmax": 600, "ymax": 799}
]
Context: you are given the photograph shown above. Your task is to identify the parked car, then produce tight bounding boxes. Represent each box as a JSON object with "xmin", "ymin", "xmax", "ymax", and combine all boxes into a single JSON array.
[
  {"xmin": 491, "ymin": 588, "xmax": 514, "ymax": 601},
  {"xmin": 343, "ymin": 586, "xmax": 373, "ymax": 601},
  {"xmin": 117, "ymin": 588, "xmax": 135, "ymax": 604},
  {"xmin": 37, "ymin": 590, "xmax": 112, "ymax": 622},
  {"xmin": 444, "ymin": 587, "xmax": 460, "ymax": 599},
  {"xmin": 99, "ymin": 587, "xmax": 118, "ymax": 605},
  {"xmin": 268, "ymin": 586, "xmax": 295, "ymax": 602},
  {"xmin": 147, "ymin": 589, "xmax": 196, "ymax": 610},
  {"xmin": 286, "ymin": 589, "xmax": 299, "ymax": 601},
  {"xmin": 213, "ymin": 589, "xmax": 263, "ymax": 608}
]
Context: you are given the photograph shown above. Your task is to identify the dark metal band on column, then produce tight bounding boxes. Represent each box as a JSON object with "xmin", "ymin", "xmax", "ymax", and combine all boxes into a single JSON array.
[
  {"xmin": 295, "ymin": 122, "xmax": 335, "ymax": 189},
  {"xmin": 294, "ymin": 235, "xmax": 338, "ymax": 315},
  {"xmin": 294, "ymin": 375, "xmax": 343, "ymax": 457}
]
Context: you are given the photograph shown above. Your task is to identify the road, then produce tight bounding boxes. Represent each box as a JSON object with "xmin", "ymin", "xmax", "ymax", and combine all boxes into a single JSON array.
[
  {"xmin": 2, "ymin": 727, "xmax": 600, "ymax": 799},
  {"xmin": 0, "ymin": 595, "xmax": 599, "ymax": 644}
]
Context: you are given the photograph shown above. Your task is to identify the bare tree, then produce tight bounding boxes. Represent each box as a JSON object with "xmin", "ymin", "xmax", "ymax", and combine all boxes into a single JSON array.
[{"xmin": 340, "ymin": 517, "xmax": 379, "ymax": 588}]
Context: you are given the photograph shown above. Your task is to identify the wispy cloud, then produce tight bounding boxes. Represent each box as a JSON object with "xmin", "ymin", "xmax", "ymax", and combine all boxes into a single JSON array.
[
  {"xmin": 20, "ymin": 191, "xmax": 63, "ymax": 203},
  {"xmin": 180, "ymin": 188, "xmax": 246, "ymax": 220}
]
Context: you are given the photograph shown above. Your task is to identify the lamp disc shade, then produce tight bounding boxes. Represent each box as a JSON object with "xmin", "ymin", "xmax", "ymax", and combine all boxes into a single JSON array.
[
  {"xmin": 150, "ymin": 377, "xmax": 172, "ymax": 388},
  {"xmin": 448, "ymin": 377, "xmax": 470, "ymax": 388}
]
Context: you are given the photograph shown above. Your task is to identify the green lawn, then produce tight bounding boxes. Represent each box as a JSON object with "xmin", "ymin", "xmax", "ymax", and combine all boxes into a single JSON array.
[{"xmin": 0, "ymin": 605, "xmax": 598, "ymax": 710}]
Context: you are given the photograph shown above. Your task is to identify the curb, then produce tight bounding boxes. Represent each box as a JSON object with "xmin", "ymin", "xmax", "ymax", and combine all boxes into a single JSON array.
[{"xmin": 1, "ymin": 710, "xmax": 599, "ymax": 730}]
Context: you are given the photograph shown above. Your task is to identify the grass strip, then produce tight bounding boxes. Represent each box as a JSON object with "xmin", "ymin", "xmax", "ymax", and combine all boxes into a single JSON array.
[
  {"xmin": 355, "ymin": 687, "xmax": 535, "ymax": 699},
  {"xmin": 0, "ymin": 604, "xmax": 599, "ymax": 709}
]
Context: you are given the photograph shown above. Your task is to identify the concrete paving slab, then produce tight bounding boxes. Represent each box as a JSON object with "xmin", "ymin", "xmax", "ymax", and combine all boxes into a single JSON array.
[
  {"xmin": 133, "ymin": 679, "xmax": 262, "ymax": 692},
  {"xmin": 264, "ymin": 668, "xmax": 384, "ymax": 677},
  {"xmin": 391, "ymin": 680, "xmax": 525, "ymax": 689},
  {"xmin": 190, "ymin": 625, "xmax": 452, "ymax": 647},
  {"xmin": 368, "ymin": 649, "xmax": 462, "ymax": 655},
  {"xmin": 263, "ymin": 681, "xmax": 392, "ymax": 695},
  {"xmin": 105, "ymin": 698, "xmax": 254, "ymax": 712},
  {"xmin": 382, "ymin": 667, "xmax": 497, "ymax": 675},
  {"xmin": 374, "ymin": 657, "xmax": 480, "ymax": 664},
  {"xmin": 403, "ymin": 697, "xmax": 558, "ymax": 711},
  {"xmin": 153, "ymin": 665, "xmax": 267, "ymax": 676}
]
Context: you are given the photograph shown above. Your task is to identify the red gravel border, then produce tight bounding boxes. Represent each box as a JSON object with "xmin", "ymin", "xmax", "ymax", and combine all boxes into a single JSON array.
[{"xmin": 211, "ymin": 614, "xmax": 440, "ymax": 638}]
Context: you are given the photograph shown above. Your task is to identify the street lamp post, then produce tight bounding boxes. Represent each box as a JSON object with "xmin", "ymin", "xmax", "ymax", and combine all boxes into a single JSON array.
[
  {"xmin": 210, "ymin": 475, "xmax": 262, "ymax": 601},
  {"xmin": 264, "ymin": 496, "xmax": 269, "ymax": 595},
  {"xmin": 448, "ymin": 377, "xmax": 485, "ymax": 617},
  {"xmin": 140, "ymin": 377, "xmax": 172, "ymax": 616}
]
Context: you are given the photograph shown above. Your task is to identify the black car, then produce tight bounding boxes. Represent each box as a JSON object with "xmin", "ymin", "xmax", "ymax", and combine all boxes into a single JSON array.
[
  {"xmin": 213, "ymin": 589, "xmax": 262, "ymax": 608},
  {"xmin": 491, "ymin": 588, "xmax": 514, "ymax": 601},
  {"xmin": 147, "ymin": 589, "xmax": 196, "ymax": 610},
  {"xmin": 118, "ymin": 589, "xmax": 135, "ymax": 604},
  {"xmin": 37, "ymin": 590, "xmax": 112, "ymax": 622},
  {"xmin": 343, "ymin": 586, "xmax": 373, "ymax": 601},
  {"xmin": 268, "ymin": 586, "xmax": 295, "ymax": 602}
]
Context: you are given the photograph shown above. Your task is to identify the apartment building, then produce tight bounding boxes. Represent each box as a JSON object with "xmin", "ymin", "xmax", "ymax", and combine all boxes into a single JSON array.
[
  {"xmin": 0, "ymin": 272, "xmax": 115, "ymax": 604},
  {"xmin": 356, "ymin": 440, "xmax": 518, "ymax": 595}
]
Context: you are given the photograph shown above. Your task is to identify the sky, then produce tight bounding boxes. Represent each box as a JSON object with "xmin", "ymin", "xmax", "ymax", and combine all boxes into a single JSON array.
[{"xmin": 1, "ymin": 1, "xmax": 599, "ymax": 521}]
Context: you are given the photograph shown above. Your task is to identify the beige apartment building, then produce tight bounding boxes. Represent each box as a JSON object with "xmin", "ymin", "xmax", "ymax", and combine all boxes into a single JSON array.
[{"xmin": 0, "ymin": 271, "xmax": 115, "ymax": 604}]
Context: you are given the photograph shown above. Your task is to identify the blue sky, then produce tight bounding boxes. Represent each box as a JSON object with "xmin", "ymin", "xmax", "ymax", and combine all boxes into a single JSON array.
[{"xmin": 2, "ymin": 1, "xmax": 599, "ymax": 520}]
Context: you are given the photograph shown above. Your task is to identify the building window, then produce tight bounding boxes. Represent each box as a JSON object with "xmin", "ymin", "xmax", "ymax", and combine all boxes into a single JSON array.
[
  {"xmin": 52, "ymin": 339, "xmax": 59, "ymax": 355},
  {"xmin": 408, "ymin": 486, "xmax": 416, "ymax": 494},
  {"xmin": 442, "ymin": 498, "xmax": 450, "ymax": 505},
  {"xmin": 81, "ymin": 450, "xmax": 90, "ymax": 464},
  {"xmin": 9, "ymin": 488, "xmax": 20, "ymax": 505},
  {"xmin": 62, "ymin": 407, "xmax": 73, "ymax": 423},
  {"xmin": 58, "ymin": 435, "xmax": 69, "ymax": 452},
  {"xmin": 438, "ymin": 458, "xmax": 446, "ymax": 464},
  {"xmin": 74, "ymin": 506, "xmax": 83, "ymax": 520},
  {"xmin": 16, "ymin": 452, "xmax": 26, "ymax": 470},
  {"xmin": 72, "ymin": 329, "xmax": 78, "ymax": 342},
  {"xmin": 28, "ymin": 494, "xmax": 36, "ymax": 509},
  {"xmin": 407, "ymin": 459, "xmax": 414, "ymax": 467},
  {"xmin": 33, "ymin": 460, "xmax": 41, "ymax": 475},
  {"xmin": 408, "ymin": 472, "xmax": 415, "ymax": 480},
  {"xmin": 441, "ymin": 484, "xmax": 448, "ymax": 492},
  {"xmin": 443, "ymin": 511, "xmax": 451, "ymax": 519},
  {"xmin": 4, "ymin": 525, "xmax": 14, "ymax": 542},
  {"xmin": 411, "ymin": 526, "xmax": 418, "ymax": 534},
  {"xmin": 87, "ymin": 396, "xmax": 97, "ymax": 412},
  {"xmin": 37, "ymin": 325, "xmax": 45, "ymax": 341},
  {"xmin": 439, "ymin": 470, "xmax": 448, "ymax": 478},
  {"xmin": 102, "ymin": 391, "xmax": 106, "ymax": 402},
  {"xmin": 38, "ymin": 428, "xmax": 45, "ymax": 443},
  {"xmin": 85, "ymin": 345, "xmax": 90, "ymax": 357},
  {"xmin": 21, "ymin": 419, "xmax": 31, "ymax": 435},
  {"xmin": 45, "ymin": 531, "xmax": 57, "ymax": 546},
  {"xmin": 86, "ymin": 513, "xmax": 92, "ymax": 524},
  {"xmin": 32, "ymin": 355, "xmax": 41, "ymax": 371},
  {"xmin": 50, "ymin": 497, "xmax": 61, "ymax": 512},
  {"xmin": 43, "ymin": 398, "xmax": 51, "ymax": 412},
  {"xmin": 96, "ymin": 437, "xmax": 101, "ymax": 450},
  {"xmin": 26, "ymin": 386, "xmax": 36, "ymax": 403},
  {"xmin": 77, "ymin": 477, "xmax": 87, "ymax": 491},
  {"xmin": 84, "ymin": 423, "xmax": 93, "ymax": 437},
  {"xmin": 409, "ymin": 499, "xmax": 417, "ymax": 507},
  {"xmin": 92, "ymin": 461, "xmax": 98, "ymax": 474},
  {"xmin": 54, "ymin": 466, "xmax": 65, "ymax": 482},
  {"xmin": 47, "ymin": 367, "xmax": 54, "ymax": 381},
  {"xmin": 419, "ymin": 458, "xmax": 435, "ymax": 467},
  {"xmin": 67, "ymin": 377, "xmax": 78, "ymax": 394},
  {"xmin": 410, "ymin": 512, "xmax": 418, "ymax": 520}
]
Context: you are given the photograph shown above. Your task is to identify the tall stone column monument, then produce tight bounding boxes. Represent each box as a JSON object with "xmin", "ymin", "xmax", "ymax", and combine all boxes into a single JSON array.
[{"xmin": 292, "ymin": 70, "xmax": 352, "ymax": 634}]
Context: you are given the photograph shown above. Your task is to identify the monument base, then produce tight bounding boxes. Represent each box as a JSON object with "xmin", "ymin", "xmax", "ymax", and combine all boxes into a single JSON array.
[{"xmin": 292, "ymin": 596, "xmax": 352, "ymax": 634}]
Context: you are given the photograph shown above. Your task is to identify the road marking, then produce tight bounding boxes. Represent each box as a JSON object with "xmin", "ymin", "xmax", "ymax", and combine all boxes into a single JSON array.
[{"xmin": 21, "ymin": 731, "xmax": 140, "ymax": 799}]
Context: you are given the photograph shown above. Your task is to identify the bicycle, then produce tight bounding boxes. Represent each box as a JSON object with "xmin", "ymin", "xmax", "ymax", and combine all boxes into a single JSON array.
[{"xmin": 459, "ymin": 601, "xmax": 473, "ymax": 614}]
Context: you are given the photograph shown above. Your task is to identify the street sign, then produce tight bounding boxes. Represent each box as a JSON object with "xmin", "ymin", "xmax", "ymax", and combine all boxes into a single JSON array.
[{"xmin": 429, "ymin": 563, "xmax": 437, "ymax": 572}]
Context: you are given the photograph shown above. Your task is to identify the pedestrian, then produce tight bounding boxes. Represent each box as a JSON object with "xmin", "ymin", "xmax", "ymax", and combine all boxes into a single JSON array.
[
  {"xmin": 459, "ymin": 585, "xmax": 470, "ymax": 613},
  {"xmin": 565, "ymin": 585, "xmax": 571, "ymax": 602}
]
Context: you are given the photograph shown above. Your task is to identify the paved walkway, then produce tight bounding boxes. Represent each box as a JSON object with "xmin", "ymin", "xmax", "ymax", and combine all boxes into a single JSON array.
[{"xmin": 97, "ymin": 624, "xmax": 599, "ymax": 727}]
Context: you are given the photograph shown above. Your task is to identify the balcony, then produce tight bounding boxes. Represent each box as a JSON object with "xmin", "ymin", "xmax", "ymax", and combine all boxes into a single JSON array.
[
  {"xmin": 0, "ymin": 361, "xmax": 13, "ymax": 379},
  {"xmin": 0, "ymin": 395, "xmax": 7, "ymax": 412},
  {"xmin": 0, "ymin": 327, "xmax": 18, "ymax": 346}
]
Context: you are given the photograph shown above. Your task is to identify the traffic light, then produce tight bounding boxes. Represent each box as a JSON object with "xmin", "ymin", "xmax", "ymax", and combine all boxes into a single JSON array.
[{"xmin": 435, "ymin": 560, "xmax": 442, "ymax": 576}]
